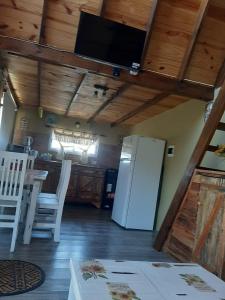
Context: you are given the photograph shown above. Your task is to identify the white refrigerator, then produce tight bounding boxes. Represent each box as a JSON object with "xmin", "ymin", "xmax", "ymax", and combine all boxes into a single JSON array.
[{"xmin": 112, "ymin": 135, "xmax": 165, "ymax": 230}]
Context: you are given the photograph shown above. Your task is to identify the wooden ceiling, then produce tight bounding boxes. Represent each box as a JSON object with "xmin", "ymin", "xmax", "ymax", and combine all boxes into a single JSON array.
[{"xmin": 0, "ymin": 0, "xmax": 224, "ymax": 126}]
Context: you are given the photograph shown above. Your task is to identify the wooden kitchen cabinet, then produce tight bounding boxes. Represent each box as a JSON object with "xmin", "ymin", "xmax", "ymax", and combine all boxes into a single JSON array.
[{"xmin": 35, "ymin": 160, "xmax": 105, "ymax": 208}]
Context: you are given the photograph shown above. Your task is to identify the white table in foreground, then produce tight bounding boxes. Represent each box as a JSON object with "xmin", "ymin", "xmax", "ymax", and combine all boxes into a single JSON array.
[
  {"xmin": 23, "ymin": 169, "xmax": 48, "ymax": 244},
  {"xmin": 68, "ymin": 259, "xmax": 225, "ymax": 300}
]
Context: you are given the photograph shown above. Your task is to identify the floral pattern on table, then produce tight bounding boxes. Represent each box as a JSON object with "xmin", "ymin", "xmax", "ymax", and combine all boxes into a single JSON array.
[
  {"xmin": 107, "ymin": 282, "xmax": 141, "ymax": 300},
  {"xmin": 180, "ymin": 274, "xmax": 216, "ymax": 292},
  {"xmin": 80, "ymin": 260, "xmax": 108, "ymax": 280}
]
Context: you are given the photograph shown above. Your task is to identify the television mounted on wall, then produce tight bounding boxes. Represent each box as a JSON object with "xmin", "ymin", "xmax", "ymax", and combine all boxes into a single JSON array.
[{"xmin": 75, "ymin": 12, "xmax": 146, "ymax": 70}]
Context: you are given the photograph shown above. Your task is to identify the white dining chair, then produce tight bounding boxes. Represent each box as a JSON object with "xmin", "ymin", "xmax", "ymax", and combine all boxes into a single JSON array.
[
  {"xmin": 27, "ymin": 160, "xmax": 71, "ymax": 242},
  {"xmin": 20, "ymin": 155, "xmax": 36, "ymax": 222},
  {"xmin": 0, "ymin": 151, "xmax": 28, "ymax": 252}
]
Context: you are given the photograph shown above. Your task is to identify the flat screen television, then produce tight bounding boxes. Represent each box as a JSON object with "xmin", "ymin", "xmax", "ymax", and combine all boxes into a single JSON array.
[{"xmin": 75, "ymin": 12, "xmax": 146, "ymax": 69}]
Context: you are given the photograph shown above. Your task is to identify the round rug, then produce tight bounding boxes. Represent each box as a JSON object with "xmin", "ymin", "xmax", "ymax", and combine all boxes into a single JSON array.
[{"xmin": 0, "ymin": 260, "xmax": 45, "ymax": 297}]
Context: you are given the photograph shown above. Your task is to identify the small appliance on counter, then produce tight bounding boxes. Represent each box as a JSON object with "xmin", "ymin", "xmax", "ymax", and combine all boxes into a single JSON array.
[
  {"xmin": 101, "ymin": 168, "xmax": 118, "ymax": 209},
  {"xmin": 23, "ymin": 136, "xmax": 33, "ymax": 153}
]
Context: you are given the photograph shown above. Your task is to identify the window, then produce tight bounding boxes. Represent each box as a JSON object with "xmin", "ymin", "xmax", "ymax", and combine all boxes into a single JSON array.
[{"xmin": 50, "ymin": 128, "xmax": 99, "ymax": 157}]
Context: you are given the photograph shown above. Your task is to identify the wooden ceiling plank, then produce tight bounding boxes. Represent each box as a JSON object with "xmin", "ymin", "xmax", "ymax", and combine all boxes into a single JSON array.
[
  {"xmin": 154, "ymin": 80, "xmax": 225, "ymax": 251},
  {"xmin": 88, "ymin": 83, "xmax": 130, "ymax": 123},
  {"xmin": 0, "ymin": 35, "xmax": 214, "ymax": 101},
  {"xmin": 215, "ymin": 59, "xmax": 225, "ymax": 88},
  {"xmin": 178, "ymin": 0, "xmax": 210, "ymax": 81},
  {"xmin": 65, "ymin": 73, "xmax": 86, "ymax": 116},
  {"xmin": 111, "ymin": 92, "xmax": 170, "ymax": 127},
  {"xmin": 141, "ymin": 0, "xmax": 160, "ymax": 67}
]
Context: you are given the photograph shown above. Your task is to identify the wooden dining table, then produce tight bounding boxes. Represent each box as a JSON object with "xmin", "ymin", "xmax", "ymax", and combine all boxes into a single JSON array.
[{"xmin": 23, "ymin": 169, "xmax": 48, "ymax": 244}]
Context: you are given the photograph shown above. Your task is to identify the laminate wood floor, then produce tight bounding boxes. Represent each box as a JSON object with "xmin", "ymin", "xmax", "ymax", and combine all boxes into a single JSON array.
[{"xmin": 0, "ymin": 205, "xmax": 173, "ymax": 300}]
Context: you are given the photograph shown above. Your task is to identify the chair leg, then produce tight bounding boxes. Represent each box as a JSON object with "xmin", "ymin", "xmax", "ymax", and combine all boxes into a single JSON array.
[
  {"xmin": 54, "ymin": 210, "xmax": 63, "ymax": 242},
  {"xmin": 10, "ymin": 205, "xmax": 21, "ymax": 252}
]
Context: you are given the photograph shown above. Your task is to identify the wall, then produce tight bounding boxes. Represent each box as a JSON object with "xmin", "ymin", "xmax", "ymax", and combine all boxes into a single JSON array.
[
  {"xmin": 13, "ymin": 107, "xmax": 129, "ymax": 169},
  {"xmin": 130, "ymin": 99, "xmax": 207, "ymax": 229},
  {"xmin": 0, "ymin": 90, "xmax": 16, "ymax": 150}
]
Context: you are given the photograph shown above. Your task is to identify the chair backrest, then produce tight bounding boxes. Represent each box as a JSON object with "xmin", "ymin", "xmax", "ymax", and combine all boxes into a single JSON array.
[
  {"xmin": 0, "ymin": 151, "xmax": 28, "ymax": 201},
  {"xmin": 27, "ymin": 155, "xmax": 35, "ymax": 170},
  {"xmin": 56, "ymin": 160, "xmax": 72, "ymax": 206}
]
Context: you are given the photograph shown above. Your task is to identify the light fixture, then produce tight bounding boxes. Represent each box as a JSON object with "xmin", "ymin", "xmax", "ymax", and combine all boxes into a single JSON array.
[
  {"xmin": 38, "ymin": 106, "xmax": 44, "ymax": 119},
  {"xmin": 75, "ymin": 121, "xmax": 81, "ymax": 129},
  {"xmin": 94, "ymin": 84, "xmax": 109, "ymax": 98}
]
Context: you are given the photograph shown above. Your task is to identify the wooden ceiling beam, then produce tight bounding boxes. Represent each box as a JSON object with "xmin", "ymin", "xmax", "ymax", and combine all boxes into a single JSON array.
[
  {"xmin": 0, "ymin": 35, "xmax": 214, "ymax": 101},
  {"xmin": 154, "ymin": 80, "xmax": 225, "ymax": 251},
  {"xmin": 217, "ymin": 122, "xmax": 225, "ymax": 132},
  {"xmin": 215, "ymin": 59, "xmax": 225, "ymax": 88},
  {"xmin": 141, "ymin": 0, "xmax": 159, "ymax": 67},
  {"xmin": 65, "ymin": 73, "xmax": 86, "ymax": 116},
  {"xmin": 98, "ymin": 0, "xmax": 107, "ymax": 16},
  {"xmin": 178, "ymin": 0, "xmax": 210, "ymax": 81},
  {"xmin": 6, "ymin": 74, "xmax": 19, "ymax": 108},
  {"xmin": 88, "ymin": 83, "xmax": 130, "ymax": 123},
  {"xmin": 111, "ymin": 92, "xmax": 169, "ymax": 127},
  {"xmin": 39, "ymin": 0, "xmax": 48, "ymax": 44}
]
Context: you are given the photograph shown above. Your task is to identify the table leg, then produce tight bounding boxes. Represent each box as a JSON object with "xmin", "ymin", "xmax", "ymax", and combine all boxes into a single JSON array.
[
  {"xmin": 23, "ymin": 180, "xmax": 40, "ymax": 244},
  {"xmin": 68, "ymin": 280, "xmax": 76, "ymax": 300}
]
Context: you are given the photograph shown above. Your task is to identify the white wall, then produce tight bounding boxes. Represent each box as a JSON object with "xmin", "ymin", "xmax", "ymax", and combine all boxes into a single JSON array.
[{"xmin": 0, "ymin": 92, "xmax": 16, "ymax": 150}]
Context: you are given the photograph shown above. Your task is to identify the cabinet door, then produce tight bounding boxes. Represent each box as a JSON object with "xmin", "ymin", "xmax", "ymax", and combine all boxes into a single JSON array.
[{"xmin": 77, "ymin": 171, "xmax": 104, "ymax": 208}]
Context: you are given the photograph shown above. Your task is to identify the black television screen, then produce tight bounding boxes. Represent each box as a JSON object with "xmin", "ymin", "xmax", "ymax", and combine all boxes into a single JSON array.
[{"xmin": 75, "ymin": 12, "xmax": 146, "ymax": 69}]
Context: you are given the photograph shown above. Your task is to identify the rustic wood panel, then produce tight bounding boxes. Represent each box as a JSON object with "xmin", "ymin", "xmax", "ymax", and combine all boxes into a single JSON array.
[
  {"xmin": 0, "ymin": 0, "xmax": 44, "ymax": 41},
  {"xmin": 186, "ymin": 0, "xmax": 225, "ymax": 85},
  {"xmin": 143, "ymin": 0, "xmax": 202, "ymax": 77},
  {"xmin": 44, "ymin": 0, "xmax": 103, "ymax": 51},
  {"xmin": 164, "ymin": 169, "xmax": 225, "ymax": 279}
]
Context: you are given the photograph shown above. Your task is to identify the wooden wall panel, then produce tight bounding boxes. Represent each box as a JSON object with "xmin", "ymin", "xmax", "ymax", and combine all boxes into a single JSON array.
[
  {"xmin": 103, "ymin": 0, "xmax": 153, "ymax": 30},
  {"xmin": 44, "ymin": 0, "xmax": 103, "ymax": 51},
  {"xmin": 7, "ymin": 55, "xmax": 38, "ymax": 106},
  {"xmin": 0, "ymin": 0, "xmax": 43, "ymax": 41},
  {"xmin": 186, "ymin": 0, "xmax": 225, "ymax": 85},
  {"xmin": 143, "ymin": 0, "xmax": 202, "ymax": 78}
]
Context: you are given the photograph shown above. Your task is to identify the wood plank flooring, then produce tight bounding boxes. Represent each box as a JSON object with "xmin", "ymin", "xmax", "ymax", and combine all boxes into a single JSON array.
[{"xmin": 0, "ymin": 205, "xmax": 173, "ymax": 300}]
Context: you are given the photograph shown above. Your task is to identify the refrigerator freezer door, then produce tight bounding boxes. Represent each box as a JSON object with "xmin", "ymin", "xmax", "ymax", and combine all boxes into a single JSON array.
[
  {"xmin": 125, "ymin": 137, "xmax": 165, "ymax": 230},
  {"xmin": 111, "ymin": 158, "xmax": 134, "ymax": 227},
  {"xmin": 120, "ymin": 135, "xmax": 139, "ymax": 161}
]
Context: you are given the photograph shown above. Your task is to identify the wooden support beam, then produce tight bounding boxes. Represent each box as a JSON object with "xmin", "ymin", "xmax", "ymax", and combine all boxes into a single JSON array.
[
  {"xmin": 39, "ymin": 0, "xmax": 48, "ymax": 44},
  {"xmin": 215, "ymin": 59, "xmax": 225, "ymax": 88},
  {"xmin": 154, "ymin": 80, "xmax": 225, "ymax": 251},
  {"xmin": 65, "ymin": 73, "xmax": 86, "ymax": 116},
  {"xmin": 37, "ymin": 62, "xmax": 41, "ymax": 107},
  {"xmin": 178, "ymin": 0, "xmax": 210, "ymax": 81},
  {"xmin": 0, "ymin": 35, "xmax": 214, "ymax": 101},
  {"xmin": 141, "ymin": 0, "xmax": 159, "ymax": 67},
  {"xmin": 6, "ymin": 74, "xmax": 19, "ymax": 108},
  {"xmin": 111, "ymin": 92, "xmax": 169, "ymax": 127},
  {"xmin": 88, "ymin": 83, "xmax": 130, "ymax": 123}
]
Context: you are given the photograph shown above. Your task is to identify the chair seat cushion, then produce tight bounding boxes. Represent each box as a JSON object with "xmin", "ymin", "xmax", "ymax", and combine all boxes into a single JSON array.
[{"xmin": 37, "ymin": 196, "xmax": 59, "ymax": 209}]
